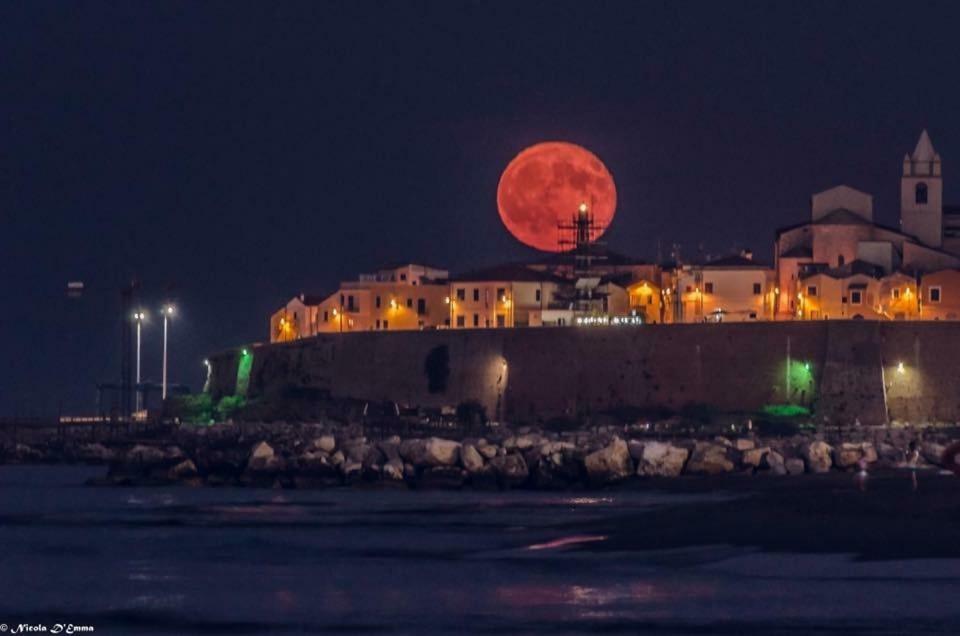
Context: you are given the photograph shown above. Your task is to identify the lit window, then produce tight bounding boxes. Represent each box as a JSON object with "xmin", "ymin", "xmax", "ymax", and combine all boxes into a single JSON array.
[
  {"xmin": 916, "ymin": 182, "xmax": 928, "ymax": 204},
  {"xmin": 930, "ymin": 286, "xmax": 942, "ymax": 303}
]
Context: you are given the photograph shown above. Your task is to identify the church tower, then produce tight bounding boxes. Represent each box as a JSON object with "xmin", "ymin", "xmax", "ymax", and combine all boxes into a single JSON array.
[{"xmin": 900, "ymin": 129, "xmax": 943, "ymax": 247}]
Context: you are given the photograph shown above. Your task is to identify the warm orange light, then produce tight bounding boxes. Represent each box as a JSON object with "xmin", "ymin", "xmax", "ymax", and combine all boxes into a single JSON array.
[{"xmin": 444, "ymin": 296, "xmax": 450, "ymax": 304}]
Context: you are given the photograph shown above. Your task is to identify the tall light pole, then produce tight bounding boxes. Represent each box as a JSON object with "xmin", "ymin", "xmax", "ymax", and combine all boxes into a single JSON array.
[
  {"xmin": 133, "ymin": 310, "xmax": 146, "ymax": 412},
  {"xmin": 161, "ymin": 304, "xmax": 175, "ymax": 400}
]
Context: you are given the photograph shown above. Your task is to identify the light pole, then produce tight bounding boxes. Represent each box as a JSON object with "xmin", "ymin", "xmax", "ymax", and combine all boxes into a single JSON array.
[
  {"xmin": 133, "ymin": 310, "xmax": 146, "ymax": 412},
  {"xmin": 161, "ymin": 304, "xmax": 175, "ymax": 400}
]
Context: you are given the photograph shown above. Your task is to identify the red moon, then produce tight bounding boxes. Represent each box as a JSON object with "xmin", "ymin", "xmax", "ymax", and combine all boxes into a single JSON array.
[{"xmin": 497, "ymin": 141, "xmax": 617, "ymax": 252}]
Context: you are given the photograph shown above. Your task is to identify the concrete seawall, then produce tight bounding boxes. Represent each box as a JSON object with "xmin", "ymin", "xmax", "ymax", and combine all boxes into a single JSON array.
[{"xmin": 207, "ymin": 322, "xmax": 960, "ymax": 424}]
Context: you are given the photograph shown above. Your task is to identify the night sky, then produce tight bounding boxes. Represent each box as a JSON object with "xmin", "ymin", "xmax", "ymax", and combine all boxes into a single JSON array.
[{"xmin": 4, "ymin": 1, "xmax": 960, "ymax": 415}]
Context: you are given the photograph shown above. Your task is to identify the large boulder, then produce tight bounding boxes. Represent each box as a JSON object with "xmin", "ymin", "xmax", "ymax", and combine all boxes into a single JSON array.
[
  {"xmin": 311, "ymin": 435, "xmax": 336, "ymax": 453},
  {"xmin": 921, "ymin": 442, "xmax": 947, "ymax": 467},
  {"xmin": 584, "ymin": 438, "xmax": 633, "ymax": 484},
  {"xmin": 77, "ymin": 443, "xmax": 115, "ymax": 464},
  {"xmin": 741, "ymin": 447, "xmax": 771, "ymax": 469},
  {"xmin": 126, "ymin": 444, "xmax": 167, "ymax": 467},
  {"xmin": 802, "ymin": 441, "xmax": 833, "ymax": 473},
  {"xmin": 168, "ymin": 459, "xmax": 199, "ymax": 480},
  {"xmin": 461, "ymin": 443, "xmax": 485, "ymax": 474},
  {"xmin": 685, "ymin": 442, "xmax": 735, "ymax": 475},
  {"xmin": 490, "ymin": 453, "xmax": 528, "ymax": 486},
  {"xmin": 382, "ymin": 458, "xmax": 405, "ymax": 481},
  {"xmin": 399, "ymin": 438, "xmax": 461, "ymax": 467},
  {"xmin": 247, "ymin": 441, "xmax": 284, "ymax": 473},
  {"xmin": 833, "ymin": 442, "xmax": 878, "ymax": 469},
  {"xmin": 785, "ymin": 458, "xmax": 805, "ymax": 475},
  {"xmin": 764, "ymin": 450, "xmax": 787, "ymax": 476},
  {"xmin": 637, "ymin": 442, "xmax": 689, "ymax": 477}
]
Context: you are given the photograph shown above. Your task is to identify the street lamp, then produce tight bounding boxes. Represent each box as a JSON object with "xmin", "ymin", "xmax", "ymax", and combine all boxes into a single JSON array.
[
  {"xmin": 161, "ymin": 304, "xmax": 175, "ymax": 400},
  {"xmin": 132, "ymin": 310, "xmax": 147, "ymax": 411}
]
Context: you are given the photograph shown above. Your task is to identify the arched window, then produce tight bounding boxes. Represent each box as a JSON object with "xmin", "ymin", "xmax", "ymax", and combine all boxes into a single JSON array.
[{"xmin": 916, "ymin": 182, "xmax": 928, "ymax": 204}]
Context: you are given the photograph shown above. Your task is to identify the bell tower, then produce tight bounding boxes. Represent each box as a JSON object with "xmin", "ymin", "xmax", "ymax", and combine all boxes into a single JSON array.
[{"xmin": 901, "ymin": 129, "xmax": 943, "ymax": 247}]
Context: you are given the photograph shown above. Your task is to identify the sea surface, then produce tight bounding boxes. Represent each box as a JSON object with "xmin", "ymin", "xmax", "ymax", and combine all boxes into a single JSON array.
[{"xmin": 1, "ymin": 465, "xmax": 959, "ymax": 635}]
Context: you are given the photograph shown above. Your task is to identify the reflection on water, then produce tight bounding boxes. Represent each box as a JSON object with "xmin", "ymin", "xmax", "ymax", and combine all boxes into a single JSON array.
[{"xmin": 0, "ymin": 466, "xmax": 958, "ymax": 635}]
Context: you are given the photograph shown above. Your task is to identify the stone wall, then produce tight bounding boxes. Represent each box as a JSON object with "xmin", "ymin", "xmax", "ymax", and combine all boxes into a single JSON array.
[{"xmin": 207, "ymin": 321, "xmax": 960, "ymax": 425}]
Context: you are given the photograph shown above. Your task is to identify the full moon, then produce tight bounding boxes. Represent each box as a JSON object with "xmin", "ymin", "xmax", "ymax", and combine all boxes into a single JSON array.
[{"xmin": 496, "ymin": 141, "xmax": 617, "ymax": 252}]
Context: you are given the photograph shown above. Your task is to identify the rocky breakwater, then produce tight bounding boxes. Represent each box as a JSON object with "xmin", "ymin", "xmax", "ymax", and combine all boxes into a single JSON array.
[{"xmin": 32, "ymin": 422, "xmax": 954, "ymax": 489}]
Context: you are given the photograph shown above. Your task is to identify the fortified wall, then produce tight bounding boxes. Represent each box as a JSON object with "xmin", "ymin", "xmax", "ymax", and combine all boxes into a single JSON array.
[{"xmin": 207, "ymin": 322, "xmax": 960, "ymax": 425}]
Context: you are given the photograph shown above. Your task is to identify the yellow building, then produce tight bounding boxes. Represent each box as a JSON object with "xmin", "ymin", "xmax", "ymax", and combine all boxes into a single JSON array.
[
  {"xmin": 449, "ymin": 264, "xmax": 561, "ymax": 328},
  {"xmin": 626, "ymin": 279, "xmax": 668, "ymax": 323},
  {"xmin": 920, "ymin": 269, "xmax": 960, "ymax": 320},
  {"xmin": 675, "ymin": 254, "xmax": 773, "ymax": 323},
  {"xmin": 269, "ymin": 264, "xmax": 450, "ymax": 341},
  {"xmin": 796, "ymin": 263, "xmax": 919, "ymax": 321}
]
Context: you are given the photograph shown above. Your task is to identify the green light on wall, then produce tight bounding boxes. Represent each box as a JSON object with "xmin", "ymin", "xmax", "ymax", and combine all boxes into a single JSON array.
[
  {"xmin": 236, "ymin": 348, "xmax": 253, "ymax": 396},
  {"xmin": 784, "ymin": 359, "xmax": 816, "ymax": 406}
]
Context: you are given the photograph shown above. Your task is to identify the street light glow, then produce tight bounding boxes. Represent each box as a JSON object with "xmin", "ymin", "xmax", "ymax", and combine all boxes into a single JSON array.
[{"xmin": 897, "ymin": 361, "xmax": 905, "ymax": 374}]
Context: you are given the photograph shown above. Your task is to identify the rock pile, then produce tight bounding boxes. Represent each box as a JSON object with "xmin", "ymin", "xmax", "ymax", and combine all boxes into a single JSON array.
[{"xmin": 1, "ymin": 421, "xmax": 956, "ymax": 489}]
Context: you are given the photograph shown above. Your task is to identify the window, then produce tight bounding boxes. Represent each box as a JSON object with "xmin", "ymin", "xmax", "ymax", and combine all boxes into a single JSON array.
[
  {"xmin": 340, "ymin": 293, "xmax": 345, "ymax": 305},
  {"xmin": 916, "ymin": 182, "xmax": 928, "ymax": 204},
  {"xmin": 400, "ymin": 273, "xmax": 407, "ymax": 281},
  {"xmin": 704, "ymin": 282, "xmax": 714, "ymax": 294},
  {"xmin": 685, "ymin": 285, "xmax": 693, "ymax": 293},
  {"xmin": 838, "ymin": 255, "xmax": 845, "ymax": 267},
  {"xmin": 535, "ymin": 289, "xmax": 541, "ymax": 302},
  {"xmin": 417, "ymin": 298, "xmax": 426, "ymax": 315},
  {"xmin": 456, "ymin": 288, "xmax": 465, "ymax": 301},
  {"xmin": 473, "ymin": 313, "xmax": 479, "ymax": 327},
  {"xmin": 323, "ymin": 311, "xmax": 328, "ymax": 322},
  {"xmin": 753, "ymin": 283, "xmax": 762, "ymax": 295},
  {"xmin": 406, "ymin": 298, "xmax": 413, "ymax": 308},
  {"xmin": 892, "ymin": 288, "xmax": 900, "ymax": 300},
  {"xmin": 376, "ymin": 319, "xmax": 381, "ymax": 329},
  {"xmin": 807, "ymin": 285, "xmax": 818, "ymax": 297},
  {"xmin": 850, "ymin": 290, "xmax": 863, "ymax": 305},
  {"xmin": 456, "ymin": 315, "xmax": 465, "ymax": 327},
  {"xmin": 347, "ymin": 295, "xmax": 355, "ymax": 311},
  {"xmin": 383, "ymin": 320, "xmax": 388, "ymax": 330},
  {"xmin": 648, "ymin": 295, "xmax": 653, "ymax": 305},
  {"xmin": 473, "ymin": 288, "xmax": 480, "ymax": 301},
  {"xmin": 930, "ymin": 286, "xmax": 942, "ymax": 303},
  {"xmin": 375, "ymin": 295, "xmax": 381, "ymax": 308},
  {"xmin": 496, "ymin": 314, "xmax": 506, "ymax": 327},
  {"xmin": 496, "ymin": 287, "xmax": 506, "ymax": 300}
]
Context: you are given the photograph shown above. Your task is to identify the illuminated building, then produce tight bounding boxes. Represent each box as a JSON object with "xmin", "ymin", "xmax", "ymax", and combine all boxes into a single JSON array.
[
  {"xmin": 448, "ymin": 264, "xmax": 562, "ymax": 328},
  {"xmin": 675, "ymin": 252, "xmax": 774, "ymax": 322},
  {"xmin": 919, "ymin": 269, "xmax": 960, "ymax": 320},
  {"xmin": 775, "ymin": 131, "xmax": 960, "ymax": 319},
  {"xmin": 269, "ymin": 264, "xmax": 450, "ymax": 341}
]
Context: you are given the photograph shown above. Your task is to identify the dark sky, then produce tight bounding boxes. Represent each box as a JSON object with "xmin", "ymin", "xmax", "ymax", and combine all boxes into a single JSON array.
[{"xmin": 4, "ymin": 0, "xmax": 960, "ymax": 415}]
